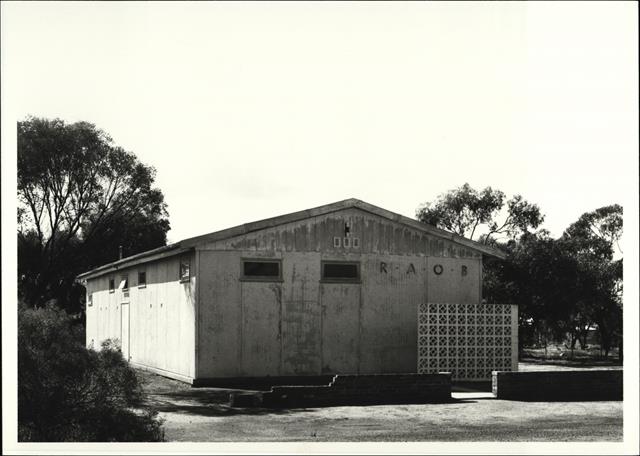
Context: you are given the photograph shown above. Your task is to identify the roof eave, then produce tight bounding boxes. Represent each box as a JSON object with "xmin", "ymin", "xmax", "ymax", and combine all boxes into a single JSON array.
[
  {"xmin": 76, "ymin": 243, "xmax": 191, "ymax": 281},
  {"xmin": 180, "ymin": 198, "xmax": 507, "ymax": 259},
  {"xmin": 77, "ymin": 198, "xmax": 507, "ymax": 281},
  {"xmin": 351, "ymin": 200, "xmax": 507, "ymax": 259}
]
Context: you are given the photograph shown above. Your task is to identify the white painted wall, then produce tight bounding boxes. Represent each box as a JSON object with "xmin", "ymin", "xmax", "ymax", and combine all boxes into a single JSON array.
[{"xmin": 85, "ymin": 252, "xmax": 196, "ymax": 381}]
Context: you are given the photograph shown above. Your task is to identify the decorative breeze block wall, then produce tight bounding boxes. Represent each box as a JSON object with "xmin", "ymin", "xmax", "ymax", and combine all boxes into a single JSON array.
[{"xmin": 418, "ymin": 303, "xmax": 518, "ymax": 381}]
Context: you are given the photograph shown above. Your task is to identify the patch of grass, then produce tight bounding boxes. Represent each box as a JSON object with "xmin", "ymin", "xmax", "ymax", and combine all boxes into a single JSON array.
[{"xmin": 521, "ymin": 344, "xmax": 621, "ymax": 367}]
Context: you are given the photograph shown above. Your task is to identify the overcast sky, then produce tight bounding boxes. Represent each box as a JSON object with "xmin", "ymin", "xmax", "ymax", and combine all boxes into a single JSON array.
[{"xmin": 2, "ymin": 2, "xmax": 637, "ymax": 245}]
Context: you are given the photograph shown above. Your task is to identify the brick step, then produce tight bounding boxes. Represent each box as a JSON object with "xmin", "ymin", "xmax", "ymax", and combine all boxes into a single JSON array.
[
  {"xmin": 230, "ymin": 373, "xmax": 452, "ymax": 408},
  {"xmin": 228, "ymin": 391, "xmax": 264, "ymax": 407},
  {"xmin": 193, "ymin": 375, "xmax": 334, "ymax": 389}
]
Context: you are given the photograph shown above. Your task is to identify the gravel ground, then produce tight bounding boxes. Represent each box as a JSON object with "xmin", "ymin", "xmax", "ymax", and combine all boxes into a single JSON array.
[{"xmin": 136, "ymin": 365, "xmax": 623, "ymax": 442}]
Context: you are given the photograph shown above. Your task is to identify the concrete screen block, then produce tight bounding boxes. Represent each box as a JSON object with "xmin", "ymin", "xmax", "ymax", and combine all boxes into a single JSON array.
[{"xmin": 418, "ymin": 302, "xmax": 518, "ymax": 381}]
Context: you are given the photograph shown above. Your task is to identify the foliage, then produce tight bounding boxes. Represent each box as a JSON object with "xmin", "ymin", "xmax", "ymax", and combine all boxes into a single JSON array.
[
  {"xmin": 564, "ymin": 204, "xmax": 623, "ymax": 256},
  {"xmin": 482, "ymin": 204, "xmax": 623, "ymax": 357},
  {"xmin": 562, "ymin": 205, "xmax": 623, "ymax": 357},
  {"xmin": 416, "ymin": 183, "xmax": 543, "ymax": 243},
  {"xmin": 17, "ymin": 117, "xmax": 170, "ymax": 313},
  {"xmin": 484, "ymin": 233, "xmax": 581, "ymax": 345},
  {"xmin": 18, "ymin": 303, "xmax": 164, "ymax": 442}
]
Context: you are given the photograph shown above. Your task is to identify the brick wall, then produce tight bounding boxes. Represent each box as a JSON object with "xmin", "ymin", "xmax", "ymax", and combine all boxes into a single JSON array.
[
  {"xmin": 492, "ymin": 370, "xmax": 623, "ymax": 401},
  {"xmin": 234, "ymin": 373, "xmax": 452, "ymax": 408}
]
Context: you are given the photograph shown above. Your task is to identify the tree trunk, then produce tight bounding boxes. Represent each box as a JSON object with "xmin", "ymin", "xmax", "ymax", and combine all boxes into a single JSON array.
[
  {"xmin": 579, "ymin": 329, "xmax": 588, "ymax": 349},
  {"xmin": 618, "ymin": 338, "xmax": 623, "ymax": 362},
  {"xmin": 569, "ymin": 333, "xmax": 577, "ymax": 359},
  {"xmin": 598, "ymin": 320, "xmax": 611, "ymax": 359}
]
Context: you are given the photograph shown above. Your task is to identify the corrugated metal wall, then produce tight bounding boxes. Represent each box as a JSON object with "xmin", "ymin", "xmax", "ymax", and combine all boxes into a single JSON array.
[
  {"xmin": 86, "ymin": 207, "xmax": 490, "ymax": 381},
  {"xmin": 198, "ymin": 208, "xmax": 482, "ymax": 259},
  {"xmin": 197, "ymin": 208, "xmax": 483, "ymax": 378},
  {"xmin": 85, "ymin": 253, "xmax": 196, "ymax": 380}
]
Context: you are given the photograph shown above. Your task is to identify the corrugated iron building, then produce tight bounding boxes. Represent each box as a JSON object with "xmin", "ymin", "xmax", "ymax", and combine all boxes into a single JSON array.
[{"xmin": 78, "ymin": 199, "xmax": 512, "ymax": 384}]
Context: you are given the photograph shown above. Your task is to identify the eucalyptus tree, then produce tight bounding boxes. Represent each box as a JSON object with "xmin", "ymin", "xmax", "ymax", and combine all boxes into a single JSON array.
[
  {"xmin": 18, "ymin": 117, "xmax": 170, "ymax": 313},
  {"xmin": 416, "ymin": 183, "xmax": 544, "ymax": 244}
]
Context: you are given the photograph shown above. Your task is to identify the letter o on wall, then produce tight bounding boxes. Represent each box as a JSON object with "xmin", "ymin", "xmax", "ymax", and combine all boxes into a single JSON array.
[{"xmin": 433, "ymin": 264, "xmax": 444, "ymax": 275}]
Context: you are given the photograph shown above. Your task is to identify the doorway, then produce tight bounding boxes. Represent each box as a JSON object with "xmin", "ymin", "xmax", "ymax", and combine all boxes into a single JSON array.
[
  {"xmin": 320, "ymin": 283, "xmax": 361, "ymax": 374},
  {"xmin": 120, "ymin": 302, "xmax": 130, "ymax": 361}
]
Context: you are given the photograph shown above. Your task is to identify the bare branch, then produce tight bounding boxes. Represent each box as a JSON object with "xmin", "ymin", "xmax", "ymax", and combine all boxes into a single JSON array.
[{"xmin": 469, "ymin": 219, "xmax": 480, "ymax": 241}]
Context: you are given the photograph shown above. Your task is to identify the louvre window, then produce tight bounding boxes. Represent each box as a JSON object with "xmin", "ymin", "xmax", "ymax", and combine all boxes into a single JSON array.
[
  {"xmin": 321, "ymin": 261, "xmax": 360, "ymax": 282},
  {"xmin": 242, "ymin": 260, "xmax": 281, "ymax": 281},
  {"xmin": 179, "ymin": 258, "xmax": 190, "ymax": 282},
  {"xmin": 119, "ymin": 275, "xmax": 129, "ymax": 299}
]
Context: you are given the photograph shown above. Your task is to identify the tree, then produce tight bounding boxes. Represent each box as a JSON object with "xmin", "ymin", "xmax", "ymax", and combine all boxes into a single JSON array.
[
  {"xmin": 18, "ymin": 117, "xmax": 170, "ymax": 313},
  {"xmin": 483, "ymin": 232, "xmax": 582, "ymax": 353},
  {"xmin": 563, "ymin": 205, "xmax": 623, "ymax": 358},
  {"xmin": 416, "ymin": 183, "xmax": 544, "ymax": 244},
  {"xmin": 18, "ymin": 302, "xmax": 165, "ymax": 441},
  {"xmin": 482, "ymin": 205, "xmax": 623, "ymax": 360},
  {"xmin": 564, "ymin": 204, "xmax": 623, "ymax": 255}
]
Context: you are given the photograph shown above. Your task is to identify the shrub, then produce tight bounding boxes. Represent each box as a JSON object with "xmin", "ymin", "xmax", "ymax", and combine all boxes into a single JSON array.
[{"xmin": 18, "ymin": 303, "xmax": 164, "ymax": 441}]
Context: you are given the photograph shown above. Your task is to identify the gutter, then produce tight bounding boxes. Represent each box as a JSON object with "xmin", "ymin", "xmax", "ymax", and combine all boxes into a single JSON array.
[{"xmin": 76, "ymin": 242, "xmax": 191, "ymax": 281}]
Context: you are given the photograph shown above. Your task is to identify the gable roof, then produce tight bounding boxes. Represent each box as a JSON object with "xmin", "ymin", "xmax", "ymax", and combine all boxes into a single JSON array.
[{"xmin": 77, "ymin": 198, "xmax": 506, "ymax": 280}]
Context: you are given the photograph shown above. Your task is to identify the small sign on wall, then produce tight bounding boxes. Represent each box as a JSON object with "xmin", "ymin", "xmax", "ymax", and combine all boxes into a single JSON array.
[{"xmin": 333, "ymin": 236, "xmax": 360, "ymax": 249}]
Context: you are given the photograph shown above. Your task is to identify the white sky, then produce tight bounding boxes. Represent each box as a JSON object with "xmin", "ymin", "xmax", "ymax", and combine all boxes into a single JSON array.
[
  {"xmin": 1, "ymin": 3, "xmax": 639, "ymax": 454},
  {"xmin": 2, "ymin": 2, "xmax": 637, "ymax": 245}
]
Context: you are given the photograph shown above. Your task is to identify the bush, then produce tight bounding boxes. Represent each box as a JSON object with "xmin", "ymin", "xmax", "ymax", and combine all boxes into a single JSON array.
[{"xmin": 18, "ymin": 303, "xmax": 164, "ymax": 441}]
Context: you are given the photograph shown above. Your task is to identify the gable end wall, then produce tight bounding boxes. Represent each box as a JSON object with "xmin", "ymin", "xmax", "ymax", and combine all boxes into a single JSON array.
[{"xmin": 196, "ymin": 208, "xmax": 484, "ymax": 378}]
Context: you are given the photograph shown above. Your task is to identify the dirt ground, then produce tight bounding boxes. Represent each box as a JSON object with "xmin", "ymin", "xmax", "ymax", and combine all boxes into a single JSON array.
[
  {"xmin": 518, "ymin": 360, "xmax": 622, "ymax": 371},
  {"xmin": 137, "ymin": 364, "xmax": 623, "ymax": 442}
]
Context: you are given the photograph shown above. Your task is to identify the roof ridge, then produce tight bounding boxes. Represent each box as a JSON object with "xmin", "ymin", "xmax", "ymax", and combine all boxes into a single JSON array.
[{"xmin": 77, "ymin": 198, "xmax": 506, "ymax": 280}]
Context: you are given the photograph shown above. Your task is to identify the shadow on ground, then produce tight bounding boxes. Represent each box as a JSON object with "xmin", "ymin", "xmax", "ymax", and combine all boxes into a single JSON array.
[
  {"xmin": 145, "ymin": 392, "xmax": 313, "ymax": 417},
  {"xmin": 145, "ymin": 391, "xmax": 475, "ymax": 417}
]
